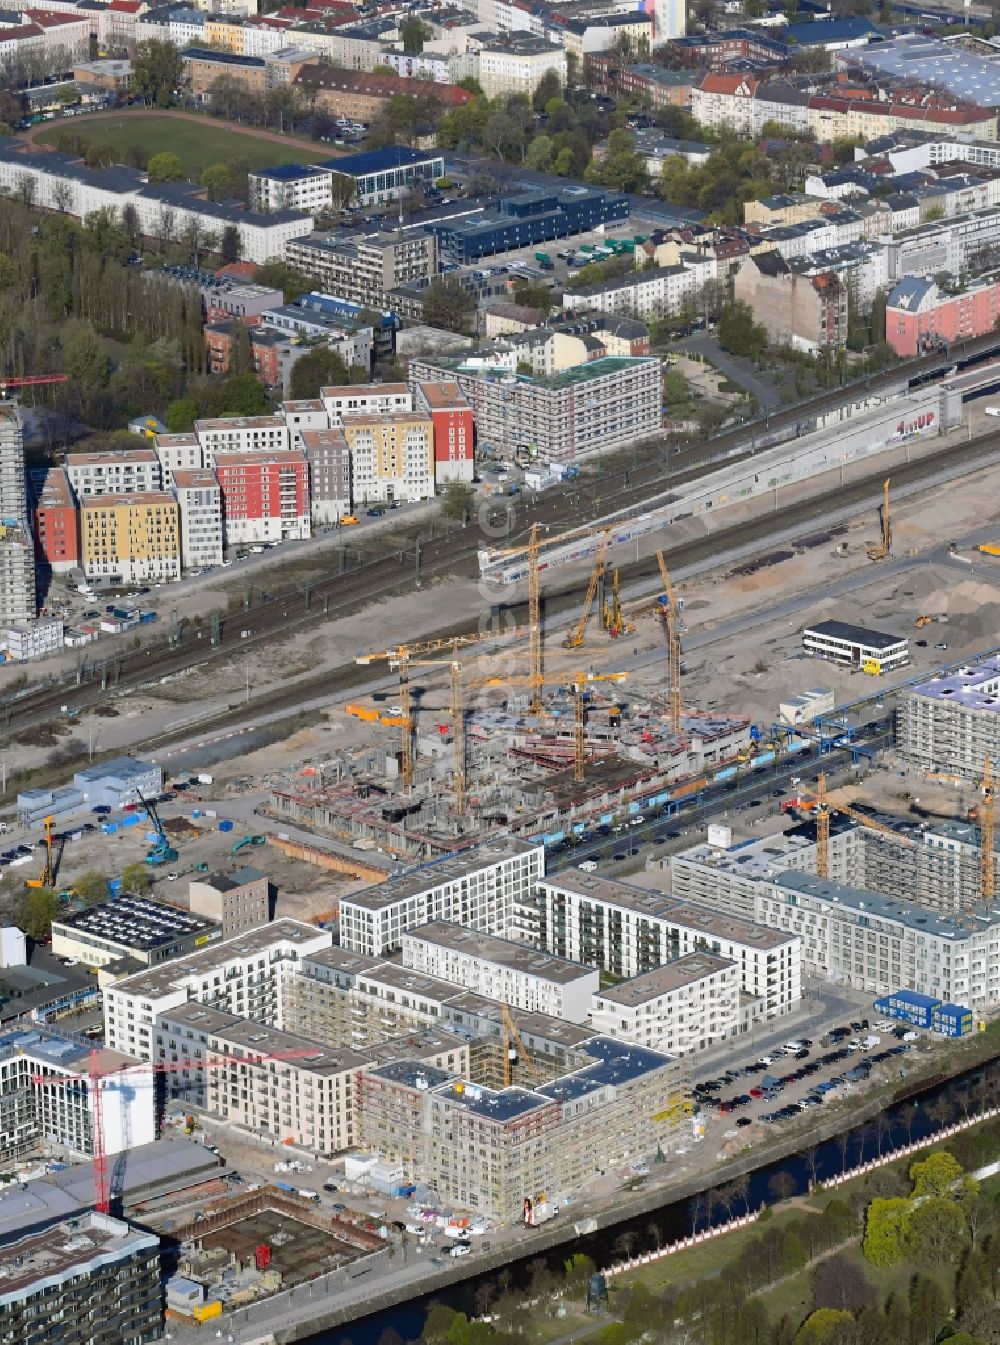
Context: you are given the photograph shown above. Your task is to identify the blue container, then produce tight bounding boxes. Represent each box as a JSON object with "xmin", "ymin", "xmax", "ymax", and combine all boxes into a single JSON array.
[
  {"xmin": 121, "ymin": 813, "xmax": 138, "ymax": 828},
  {"xmin": 107, "ymin": 878, "xmax": 122, "ymax": 895},
  {"xmin": 218, "ymin": 819, "xmax": 234, "ymax": 833},
  {"xmin": 102, "ymin": 821, "xmax": 119, "ymax": 834}
]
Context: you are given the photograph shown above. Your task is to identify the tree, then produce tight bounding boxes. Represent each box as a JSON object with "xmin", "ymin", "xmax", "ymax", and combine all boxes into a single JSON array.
[
  {"xmin": 768, "ymin": 1171, "xmax": 796, "ymax": 1204},
  {"xmin": 810, "ymin": 1254, "xmax": 876, "ymax": 1315},
  {"xmin": 147, "ymin": 152, "xmax": 182, "ymax": 183},
  {"xmin": 525, "ymin": 134, "xmax": 554, "ymax": 171},
  {"xmin": 422, "ymin": 278, "xmax": 476, "ymax": 334},
  {"xmin": 512, "ymin": 279, "xmax": 553, "ymax": 314},
  {"xmin": 533, "ymin": 67, "xmax": 563, "ymax": 112},
  {"xmin": 218, "ymin": 372, "xmax": 268, "ymax": 415},
  {"xmin": 288, "ymin": 346, "xmax": 349, "ymax": 400},
  {"xmin": 18, "ymin": 887, "xmax": 59, "ymax": 941},
  {"xmin": 863, "ymin": 1197, "xmax": 911, "ymax": 1268},
  {"xmin": 587, "ymin": 126, "xmax": 648, "ymax": 193},
  {"xmin": 132, "ymin": 38, "xmax": 183, "ymax": 109},
  {"xmin": 400, "ymin": 15, "xmax": 431, "ymax": 51},
  {"xmin": 718, "ymin": 300, "xmax": 768, "ymax": 360},
  {"xmin": 165, "ymin": 397, "xmax": 198, "ymax": 432},
  {"xmin": 794, "ymin": 1309, "xmax": 854, "ymax": 1345},
  {"xmin": 72, "ymin": 869, "xmax": 109, "ymax": 906},
  {"xmin": 63, "ymin": 322, "xmax": 110, "ymax": 393},
  {"xmin": 121, "ymin": 862, "xmax": 152, "ymax": 895},
  {"xmin": 440, "ymin": 481, "xmax": 474, "ymax": 522},
  {"xmin": 905, "ymin": 1196, "xmax": 969, "ymax": 1269},
  {"xmin": 254, "ymin": 261, "xmax": 311, "ymax": 302},
  {"xmin": 200, "ymin": 164, "xmax": 231, "ymax": 202},
  {"xmin": 910, "ymin": 1150, "xmax": 978, "ymax": 1202}
]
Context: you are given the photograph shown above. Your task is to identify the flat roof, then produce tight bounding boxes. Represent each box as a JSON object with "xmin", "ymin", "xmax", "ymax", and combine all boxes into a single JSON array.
[
  {"xmin": 52, "ymin": 893, "xmax": 218, "ymax": 952},
  {"xmin": 157, "ymin": 1001, "xmax": 370, "ymax": 1076},
  {"xmin": 319, "ymin": 146, "xmax": 441, "ymax": 176},
  {"xmin": 432, "ymin": 1078, "xmax": 553, "ymax": 1122},
  {"xmin": 191, "ymin": 866, "xmax": 264, "ymax": 893},
  {"xmin": 405, "ymin": 920, "xmax": 597, "ymax": 986},
  {"xmin": 538, "ymin": 1035, "xmax": 678, "ymax": 1104},
  {"xmin": 68, "ymin": 448, "xmax": 157, "ymax": 465},
  {"xmin": 0, "ymin": 1027, "xmax": 136, "ymax": 1076},
  {"xmin": 774, "ymin": 869, "xmax": 1000, "ymax": 937},
  {"xmin": 81, "ymin": 491, "xmax": 176, "ymax": 509},
  {"xmin": 909, "ymin": 653, "xmax": 1000, "ymax": 713},
  {"xmin": 110, "ymin": 919, "xmax": 330, "ymax": 1000},
  {"xmin": 541, "ymin": 871, "xmax": 796, "ymax": 950},
  {"xmin": 803, "ymin": 619, "xmax": 906, "ymax": 650},
  {"xmin": 0, "ymin": 1212, "xmax": 158, "ymax": 1300},
  {"xmin": 342, "ymin": 838, "xmax": 540, "ymax": 913},
  {"xmin": 595, "ymin": 952, "xmax": 735, "ymax": 1005}
]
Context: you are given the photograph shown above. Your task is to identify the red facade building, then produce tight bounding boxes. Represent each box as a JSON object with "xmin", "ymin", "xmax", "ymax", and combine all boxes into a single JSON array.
[
  {"xmin": 29, "ymin": 466, "xmax": 79, "ymax": 573},
  {"xmin": 415, "ymin": 380, "xmax": 474, "ymax": 485},
  {"xmin": 214, "ymin": 449, "xmax": 311, "ymax": 546}
]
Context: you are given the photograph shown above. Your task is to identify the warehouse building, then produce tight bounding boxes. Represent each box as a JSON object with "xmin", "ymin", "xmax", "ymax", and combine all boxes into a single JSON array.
[
  {"xmin": 521, "ymin": 871, "xmax": 801, "ymax": 1019},
  {"xmin": 51, "ymin": 894, "xmax": 220, "ymax": 970},
  {"xmin": 0, "ymin": 1212, "xmax": 161, "ymax": 1345},
  {"xmin": 897, "ymin": 654, "xmax": 1000, "ymax": 780},
  {"xmin": 357, "ymin": 1036, "xmax": 689, "ymax": 1221},
  {"xmin": 802, "ymin": 619, "xmax": 909, "ymax": 673},
  {"xmin": 0, "ymin": 1027, "xmax": 155, "ymax": 1164},
  {"xmin": 401, "ymin": 921, "xmax": 600, "ymax": 1024},
  {"xmin": 338, "ymin": 839, "xmax": 545, "ymax": 957}
]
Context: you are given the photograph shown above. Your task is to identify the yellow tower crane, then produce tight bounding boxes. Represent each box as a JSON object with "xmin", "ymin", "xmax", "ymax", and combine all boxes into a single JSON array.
[
  {"xmin": 656, "ymin": 550, "xmax": 682, "ymax": 736},
  {"xmin": 981, "ymin": 755, "xmax": 995, "ymax": 905},
  {"xmin": 356, "ymin": 628, "xmax": 517, "ymax": 791},
  {"xmin": 867, "ymin": 478, "xmax": 892, "ymax": 561},
  {"xmin": 807, "ymin": 773, "xmax": 919, "ymax": 879},
  {"xmin": 468, "ymin": 669, "xmax": 628, "ymax": 782},
  {"xmin": 501, "ymin": 1002, "xmax": 539, "ymax": 1088},
  {"xmin": 563, "ymin": 528, "xmax": 610, "ymax": 650}
]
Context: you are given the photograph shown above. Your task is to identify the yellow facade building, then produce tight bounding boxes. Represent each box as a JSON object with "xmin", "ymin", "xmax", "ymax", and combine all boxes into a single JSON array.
[
  {"xmin": 340, "ymin": 413, "xmax": 435, "ymax": 504},
  {"xmin": 81, "ymin": 492, "xmax": 181, "ymax": 584}
]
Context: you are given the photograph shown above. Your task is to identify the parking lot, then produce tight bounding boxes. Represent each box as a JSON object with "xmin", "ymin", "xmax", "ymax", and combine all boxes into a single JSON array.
[{"xmin": 693, "ymin": 1019, "xmax": 922, "ymax": 1141}]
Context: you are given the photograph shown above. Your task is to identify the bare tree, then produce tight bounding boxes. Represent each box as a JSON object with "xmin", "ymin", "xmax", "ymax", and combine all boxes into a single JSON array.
[
  {"xmin": 801, "ymin": 1145, "xmax": 821, "ymax": 1188},
  {"xmin": 768, "ymin": 1170, "xmax": 796, "ymax": 1204},
  {"xmin": 836, "ymin": 1129, "xmax": 851, "ymax": 1175},
  {"xmin": 688, "ymin": 1191, "xmax": 705, "ymax": 1236}
]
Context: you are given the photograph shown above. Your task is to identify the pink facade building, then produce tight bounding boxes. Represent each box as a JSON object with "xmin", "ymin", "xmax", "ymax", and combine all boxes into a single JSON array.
[{"xmin": 886, "ymin": 273, "xmax": 1000, "ymax": 357}]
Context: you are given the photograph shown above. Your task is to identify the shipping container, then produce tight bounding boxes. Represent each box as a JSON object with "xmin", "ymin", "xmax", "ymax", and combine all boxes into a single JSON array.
[
  {"xmin": 219, "ymin": 820, "xmax": 234, "ymax": 833},
  {"xmin": 931, "ymin": 1002, "xmax": 973, "ymax": 1036},
  {"xmin": 873, "ymin": 989, "xmax": 939, "ymax": 1027}
]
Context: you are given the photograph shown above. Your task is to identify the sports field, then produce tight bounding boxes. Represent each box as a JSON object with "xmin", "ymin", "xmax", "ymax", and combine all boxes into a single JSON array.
[{"xmin": 35, "ymin": 112, "xmax": 328, "ymax": 178}]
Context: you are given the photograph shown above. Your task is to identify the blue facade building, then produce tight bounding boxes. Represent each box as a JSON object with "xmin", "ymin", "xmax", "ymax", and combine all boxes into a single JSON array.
[{"xmin": 427, "ymin": 186, "xmax": 629, "ymax": 263}]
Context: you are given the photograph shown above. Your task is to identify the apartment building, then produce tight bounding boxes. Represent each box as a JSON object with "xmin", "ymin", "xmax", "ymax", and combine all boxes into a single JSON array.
[
  {"xmin": 103, "ymin": 919, "xmax": 333, "ymax": 1060},
  {"xmin": 321, "ymin": 382, "xmax": 411, "ymax": 419},
  {"xmin": 214, "ymin": 449, "xmax": 311, "ymax": 545},
  {"xmin": 249, "ymin": 162, "xmax": 334, "ymax": 214},
  {"xmin": 524, "ymin": 871, "xmax": 801, "ymax": 1019},
  {"xmin": 154, "ymin": 432, "xmax": 203, "ymax": 489},
  {"xmin": 0, "ymin": 1027, "xmax": 155, "ymax": 1164},
  {"xmin": 414, "ymin": 379, "xmax": 474, "ymax": 484},
  {"xmin": 401, "ymin": 921, "xmax": 599, "ymax": 1024},
  {"xmin": 153, "ymin": 1002, "xmax": 368, "ymax": 1154},
  {"xmin": 357, "ymin": 1036, "xmax": 688, "ymax": 1221},
  {"xmin": 886, "ymin": 272, "xmax": 1000, "ymax": 356},
  {"xmin": 28, "ymin": 465, "xmax": 78, "ymax": 573},
  {"xmin": 80, "ymin": 492, "xmax": 181, "ymax": 585},
  {"xmin": 296, "ymin": 64, "xmax": 472, "ymax": 122},
  {"xmin": 897, "ymin": 654, "xmax": 1000, "ymax": 781},
  {"xmin": 561, "ymin": 264, "xmax": 699, "ymax": 319},
  {"xmin": 188, "ymin": 865, "xmax": 270, "ymax": 939},
  {"xmin": 339, "ymin": 839, "xmax": 545, "ymax": 957},
  {"xmin": 407, "ymin": 355, "xmax": 661, "ymax": 464},
  {"xmin": 590, "ymin": 953, "xmax": 742, "ymax": 1056},
  {"xmin": 194, "ymin": 415, "xmax": 290, "ymax": 466},
  {"xmin": 51, "ymin": 893, "xmax": 221, "ymax": 969},
  {"xmin": 0, "ymin": 405, "xmax": 34, "ymax": 624},
  {"xmin": 692, "ymin": 72, "xmax": 759, "ymax": 135},
  {"xmin": 734, "ymin": 253, "xmax": 847, "ymax": 353},
  {"xmin": 173, "ymin": 467, "xmax": 223, "ymax": 570},
  {"xmin": 280, "ymin": 399, "xmax": 329, "ymax": 451},
  {"xmin": 477, "ymin": 32, "xmax": 567, "ymax": 98},
  {"xmin": 0, "ymin": 1212, "xmax": 162, "ymax": 1345},
  {"xmin": 65, "ymin": 448, "xmax": 161, "ymax": 499},
  {"xmin": 340, "ymin": 412, "xmax": 434, "ymax": 505},
  {"xmin": 301, "ymin": 427, "xmax": 351, "ymax": 524},
  {"xmin": 284, "ymin": 229, "xmax": 439, "ymax": 309}
]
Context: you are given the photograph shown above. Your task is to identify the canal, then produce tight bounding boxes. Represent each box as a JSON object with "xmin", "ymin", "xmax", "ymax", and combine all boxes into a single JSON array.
[{"xmin": 306, "ymin": 1056, "xmax": 999, "ymax": 1345}]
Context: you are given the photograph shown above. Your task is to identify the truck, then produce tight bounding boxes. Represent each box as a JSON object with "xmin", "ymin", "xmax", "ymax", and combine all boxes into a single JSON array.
[{"xmin": 534, "ymin": 251, "xmax": 554, "ymax": 270}]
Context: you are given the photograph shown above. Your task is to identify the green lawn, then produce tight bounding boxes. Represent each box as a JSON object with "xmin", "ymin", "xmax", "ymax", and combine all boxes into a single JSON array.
[{"xmin": 36, "ymin": 113, "xmax": 327, "ymax": 178}]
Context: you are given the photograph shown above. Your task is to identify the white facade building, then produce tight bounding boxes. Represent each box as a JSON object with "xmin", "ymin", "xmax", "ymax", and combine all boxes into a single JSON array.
[
  {"xmin": 173, "ymin": 468, "xmax": 223, "ymax": 571},
  {"xmin": 154, "ymin": 433, "xmax": 203, "ymax": 490},
  {"xmin": 339, "ymin": 839, "xmax": 546, "ymax": 956},
  {"xmin": 590, "ymin": 952, "xmax": 741, "ymax": 1055},
  {"xmin": 249, "ymin": 164, "xmax": 334, "ymax": 215},
  {"xmin": 321, "ymin": 382, "xmax": 412, "ymax": 420},
  {"xmin": 193, "ymin": 415, "xmax": 290, "ymax": 466},
  {"xmin": 66, "ymin": 449, "xmax": 161, "ymax": 499},
  {"xmin": 477, "ymin": 33, "xmax": 567, "ymax": 98},
  {"xmin": 802, "ymin": 619, "xmax": 909, "ymax": 674},
  {"xmin": 402, "ymin": 921, "xmax": 600, "ymax": 1024},
  {"xmin": 5, "ymin": 617, "xmax": 64, "ymax": 661}
]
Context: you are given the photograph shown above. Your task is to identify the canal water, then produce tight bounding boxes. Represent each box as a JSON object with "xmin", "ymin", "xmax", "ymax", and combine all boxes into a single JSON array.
[{"xmin": 308, "ymin": 1058, "xmax": 998, "ymax": 1345}]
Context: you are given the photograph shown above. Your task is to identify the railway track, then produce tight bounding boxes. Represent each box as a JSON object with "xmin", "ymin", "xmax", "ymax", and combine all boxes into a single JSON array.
[{"xmin": 48, "ymin": 427, "xmax": 1000, "ymax": 763}]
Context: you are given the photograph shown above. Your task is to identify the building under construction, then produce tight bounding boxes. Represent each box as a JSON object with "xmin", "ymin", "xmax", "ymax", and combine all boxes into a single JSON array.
[{"xmin": 897, "ymin": 654, "xmax": 1000, "ymax": 781}]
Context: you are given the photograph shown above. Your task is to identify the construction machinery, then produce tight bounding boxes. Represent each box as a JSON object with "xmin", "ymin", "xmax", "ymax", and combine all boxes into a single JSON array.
[
  {"xmin": 0, "ymin": 373, "xmax": 69, "ymax": 398},
  {"xmin": 914, "ymin": 615, "xmax": 933, "ymax": 628},
  {"xmin": 356, "ymin": 626, "xmax": 517, "ymax": 791},
  {"xmin": 603, "ymin": 568, "xmax": 634, "ymax": 639},
  {"xmin": 656, "ymin": 550, "xmax": 682, "ymax": 736},
  {"xmin": 806, "ymin": 774, "xmax": 919, "ymax": 879},
  {"xmin": 563, "ymin": 528, "xmax": 610, "ymax": 649},
  {"xmin": 138, "ymin": 789, "xmax": 178, "ymax": 867},
  {"xmin": 867, "ymin": 478, "xmax": 891, "ymax": 561},
  {"xmin": 26, "ymin": 815, "xmax": 62, "ymax": 890},
  {"xmin": 232, "ymin": 834, "xmax": 267, "ymax": 856},
  {"xmin": 501, "ymin": 1002, "xmax": 538, "ymax": 1087}
]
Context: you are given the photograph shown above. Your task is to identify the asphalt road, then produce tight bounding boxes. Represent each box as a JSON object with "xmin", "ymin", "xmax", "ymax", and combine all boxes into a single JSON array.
[{"xmin": 671, "ymin": 332, "xmax": 783, "ymax": 411}]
